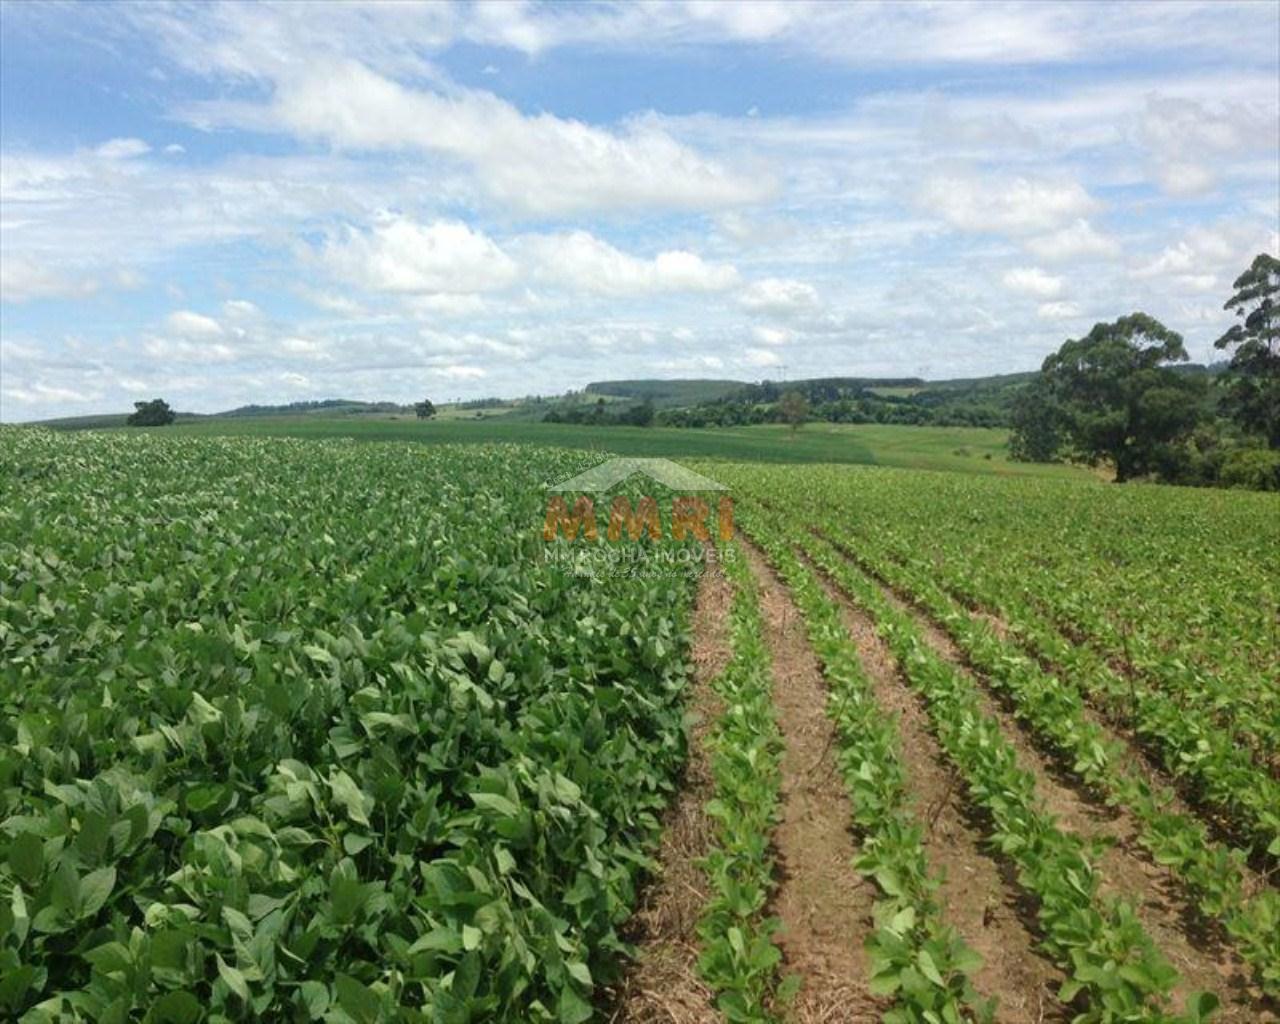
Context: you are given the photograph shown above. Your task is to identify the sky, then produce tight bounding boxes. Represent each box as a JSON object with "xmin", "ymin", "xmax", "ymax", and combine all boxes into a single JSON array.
[{"xmin": 1, "ymin": 1, "xmax": 1278, "ymax": 421}]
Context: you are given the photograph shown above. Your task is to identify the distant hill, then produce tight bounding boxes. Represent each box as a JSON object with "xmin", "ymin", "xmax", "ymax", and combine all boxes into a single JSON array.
[
  {"xmin": 584, "ymin": 379, "xmax": 746, "ymax": 407},
  {"xmin": 28, "ymin": 399, "xmax": 407, "ymax": 430},
  {"xmin": 32, "ymin": 412, "xmax": 204, "ymax": 431},
  {"xmin": 218, "ymin": 399, "xmax": 409, "ymax": 418}
]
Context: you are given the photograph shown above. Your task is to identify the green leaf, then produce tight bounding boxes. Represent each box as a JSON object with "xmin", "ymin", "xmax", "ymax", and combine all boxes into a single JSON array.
[
  {"xmin": 303, "ymin": 644, "xmax": 335, "ymax": 665},
  {"xmin": 869, "ymin": 969, "xmax": 902, "ymax": 996},
  {"xmin": 336, "ymin": 973, "xmax": 381, "ymax": 1023},
  {"xmin": 50, "ymin": 860, "xmax": 79, "ymax": 913},
  {"xmin": 775, "ymin": 973, "xmax": 803, "ymax": 1007},
  {"xmin": 1185, "ymin": 991, "xmax": 1220, "ymax": 1023},
  {"xmin": 298, "ymin": 981, "xmax": 330, "ymax": 1019},
  {"xmin": 952, "ymin": 945, "xmax": 983, "ymax": 975},
  {"xmin": 329, "ymin": 770, "xmax": 372, "ymax": 826},
  {"xmin": 222, "ymin": 905, "xmax": 253, "ymax": 939},
  {"xmin": 151, "ymin": 991, "xmax": 203, "ymax": 1024},
  {"xmin": 84, "ymin": 940, "xmax": 131, "ymax": 973},
  {"xmin": 343, "ymin": 833, "xmax": 374, "ymax": 855},
  {"xmin": 557, "ymin": 983, "xmax": 593, "ymax": 1024},
  {"xmin": 217, "ymin": 954, "xmax": 250, "ymax": 1002},
  {"xmin": 470, "ymin": 792, "xmax": 520, "ymax": 817},
  {"xmin": 917, "ymin": 949, "xmax": 945, "ymax": 987},
  {"xmin": 78, "ymin": 866, "xmax": 116, "ymax": 918},
  {"xmin": 8, "ymin": 832, "xmax": 42, "ymax": 886}
]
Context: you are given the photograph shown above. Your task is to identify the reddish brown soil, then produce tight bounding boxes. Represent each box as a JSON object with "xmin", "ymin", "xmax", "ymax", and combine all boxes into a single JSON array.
[
  {"xmin": 736, "ymin": 541, "xmax": 887, "ymax": 1023},
  {"xmin": 608, "ymin": 564, "xmax": 731, "ymax": 1024}
]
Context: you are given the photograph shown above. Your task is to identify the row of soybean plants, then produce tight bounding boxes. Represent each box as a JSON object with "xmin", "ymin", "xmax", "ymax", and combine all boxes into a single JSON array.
[
  {"xmin": 806, "ymin": 518, "xmax": 1280, "ymax": 999},
  {"xmin": 727, "ymin": 463, "xmax": 1280, "ymax": 866},
  {"xmin": 694, "ymin": 542, "xmax": 786, "ymax": 1021},
  {"xmin": 857, "ymin": 513, "xmax": 1280, "ymax": 844},
  {"xmin": 738, "ymin": 498, "xmax": 1222, "ymax": 1024},
  {"xmin": 694, "ymin": 532, "xmax": 991, "ymax": 1023},
  {"xmin": 0, "ymin": 430, "xmax": 696, "ymax": 1021},
  {"xmin": 795, "ymin": 467, "xmax": 1280, "ymax": 868},
  {"xmin": 738, "ymin": 518, "xmax": 993, "ymax": 1024},
  {"xmin": 734, "ymin": 462, "xmax": 1279, "ymax": 765},
  {"xmin": 907, "ymin": 471, "xmax": 1275, "ymax": 771}
]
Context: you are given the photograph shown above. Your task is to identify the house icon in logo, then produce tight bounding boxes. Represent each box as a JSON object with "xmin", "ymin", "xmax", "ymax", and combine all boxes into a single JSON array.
[
  {"xmin": 547, "ymin": 457, "xmax": 727, "ymax": 493},
  {"xmin": 543, "ymin": 458, "xmax": 732, "ymax": 543}
]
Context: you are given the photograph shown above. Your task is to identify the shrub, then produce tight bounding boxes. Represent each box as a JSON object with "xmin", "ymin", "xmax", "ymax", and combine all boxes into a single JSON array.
[{"xmin": 1218, "ymin": 447, "xmax": 1280, "ymax": 491}]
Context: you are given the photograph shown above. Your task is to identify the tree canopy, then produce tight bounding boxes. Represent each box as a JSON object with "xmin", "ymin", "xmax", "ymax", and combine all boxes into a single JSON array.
[
  {"xmin": 1015, "ymin": 313, "xmax": 1204, "ymax": 481},
  {"xmin": 1008, "ymin": 376, "xmax": 1064, "ymax": 463},
  {"xmin": 779, "ymin": 390, "xmax": 809, "ymax": 433},
  {"xmin": 126, "ymin": 399, "xmax": 176, "ymax": 427},
  {"xmin": 414, "ymin": 399, "xmax": 436, "ymax": 420},
  {"xmin": 1215, "ymin": 252, "xmax": 1279, "ymax": 448}
]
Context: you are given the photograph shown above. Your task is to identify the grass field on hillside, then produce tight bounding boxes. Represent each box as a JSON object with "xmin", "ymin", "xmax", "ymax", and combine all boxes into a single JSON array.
[{"xmin": 151, "ymin": 416, "xmax": 1091, "ymax": 477}]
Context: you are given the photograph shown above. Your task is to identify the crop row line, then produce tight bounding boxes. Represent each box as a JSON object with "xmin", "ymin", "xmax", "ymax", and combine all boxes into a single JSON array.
[
  {"xmin": 860, "ymin": 520, "xmax": 1280, "ymax": 788},
  {"xmin": 818, "ymin": 513, "xmax": 1280, "ymax": 867},
  {"xmin": 742, "ymin": 530, "xmax": 995, "ymax": 1023},
  {"xmin": 807, "ymin": 523, "xmax": 1280, "ymax": 999},
  {"xmin": 695, "ymin": 542, "xmax": 787, "ymax": 1022},
  {"xmin": 741, "ymin": 503, "xmax": 1220, "ymax": 1024}
]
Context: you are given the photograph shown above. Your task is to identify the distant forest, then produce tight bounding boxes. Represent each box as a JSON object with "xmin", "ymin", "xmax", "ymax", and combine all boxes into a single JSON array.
[{"xmin": 553, "ymin": 368, "xmax": 1219, "ymax": 431}]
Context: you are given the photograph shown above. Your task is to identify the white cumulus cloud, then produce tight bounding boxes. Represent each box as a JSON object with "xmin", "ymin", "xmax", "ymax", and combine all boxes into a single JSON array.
[
  {"xmin": 95, "ymin": 138, "xmax": 151, "ymax": 160},
  {"xmin": 739, "ymin": 278, "xmax": 820, "ymax": 319},
  {"xmin": 1002, "ymin": 267, "xmax": 1064, "ymax": 298},
  {"xmin": 202, "ymin": 61, "xmax": 771, "ymax": 216},
  {"xmin": 0, "ymin": 257, "xmax": 99, "ymax": 303},
  {"xmin": 318, "ymin": 217, "xmax": 518, "ymax": 295},
  {"xmin": 1037, "ymin": 301, "xmax": 1082, "ymax": 320},
  {"xmin": 522, "ymin": 231, "xmax": 739, "ymax": 296},
  {"xmin": 751, "ymin": 325, "xmax": 794, "ymax": 346},
  {"xmin": 919, "ymin": 174, "xmax": 1098, "ymax": 235},
  {"xmin": 1024, "ymin": 219, "xmax": 1120, "ymax": 262},
  {"xmin": 164, "ymin": 310, "xmax": 224, "ymax": 337},
  {"xmin": 743, "ymin": 347, "xmax": 782, "ymax": 367}
]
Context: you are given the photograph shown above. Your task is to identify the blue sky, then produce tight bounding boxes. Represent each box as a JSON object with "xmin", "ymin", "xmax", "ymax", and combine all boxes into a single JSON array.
[{"xmin": 1, "ymin": 1, "xmax": 1277, "ymax": 421}]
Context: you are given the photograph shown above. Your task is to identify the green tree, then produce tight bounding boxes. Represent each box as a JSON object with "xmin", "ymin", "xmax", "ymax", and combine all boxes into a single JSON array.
[
  {"xmin": 414, "ymin": 399, "xmax": 435, "ymax": 420},
  {"xmin": 1008, "ymin": 377, "xmax": 1064, "ymax": 462},
  {"xmin": 126, "ymin": 398, "xmax": 176, "ymax": 426},
  {"xmin": 779, "ymin": 390, "xmax": 809, "ymax": 433},
  {"xmin": 1215, "ymin": 252, "xmax": 1279, "ymax": 448},
  {"xmin": 625, "ymin": 399, "xmax": 655, "ymax": 427},
  {"xmin": 1037, "ymin": 313, "xmax": 1204, "ymax": 482}
]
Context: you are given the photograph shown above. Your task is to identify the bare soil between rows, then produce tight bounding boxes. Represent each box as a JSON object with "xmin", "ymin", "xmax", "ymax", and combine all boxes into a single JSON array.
[
  {"xmin": 804, "ymin": 557, "xmax": 1070, "ymax": 1024},
  {"xmin": 856, "ymin": 528, "xmax": 1279, "ymax": 872},
  {"xmin": 614, "ymin": 525, "xmax": 1274, "ymax": 1024},
  {"xmin": 608, "ymin": 563, "xmax": 731, "ymax": 1024},
  {"xmin": 737, "ymin": 540, "xmax": 887, "ymax": 1023}
]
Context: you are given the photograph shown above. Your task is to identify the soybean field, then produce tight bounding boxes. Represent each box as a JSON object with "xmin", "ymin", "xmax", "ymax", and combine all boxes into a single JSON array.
[
  {"xmin": 1, "ymin": 430, "xmax": 695, "ymax": 1022},
  {"xmin": 2, "ymin": 428, "xmax": 1278, "ymax": 1024}
]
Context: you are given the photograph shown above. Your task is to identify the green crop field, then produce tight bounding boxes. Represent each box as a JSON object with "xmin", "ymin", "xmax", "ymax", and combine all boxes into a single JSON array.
[
  {"xmin": 141, "ymin": 415, "xmax": 1091, "ymax": 479},
  {"xmin": 2, "ymin": 427, "xmax": 1276, "ymax": 1023},
  {"xmin": 6, "ymin": 4, "xmax": 1276, "ymax": 1020},
  {"xmin": 0, "ymin": 430, "xmax": 700, "ymax": 1021}
]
